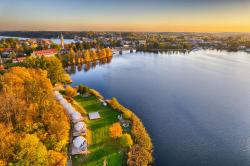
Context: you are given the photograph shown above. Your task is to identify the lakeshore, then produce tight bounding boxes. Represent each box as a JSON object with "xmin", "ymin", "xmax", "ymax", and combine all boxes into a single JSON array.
[
  {"xmin": 70, "ymin": 50, "xmax": 250, "ymax": 166},
  {"xmin": 59, "ymin": 87, "xmax": 153, "ymax": 166}
]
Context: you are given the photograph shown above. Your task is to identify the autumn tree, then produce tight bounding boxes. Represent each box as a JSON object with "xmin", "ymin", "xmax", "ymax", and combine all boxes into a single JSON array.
[
  {"xmin": 105, "ymin": 48, "xmax": 112, "ymax": 57},
  {"xmin": 83, "ymin": 50, "xmax": 91, "ymax": 62},
  {"xmin": 120, "ymin": 133, "xmax": 133, "ymax": 148},
  {"xmin": 68, "ymin": 48, "xmax": 76, "ymax": 65},
  {"xmin": 0, "ymin": 67, "xmax": 70, "ymax": 165},
  {"xmin": 22, "ymin": 57, "xmax": 66, "ymax": 85},
  {"xmin": 16, "ymin": 134, "xmax": 48, "ymax": 165},
  {"xmin": 90, "ymin": 50, "xmax": 97, "ymax": 61},
  {"xmin": 97, "ymin": 48, "xmax": 106, "ymax": 59},
  {"xmin": 48, "ymin": 150, "xmax": 67, "ymax": 166},
  {"xmin": 109, "ymin": 122, "xmax": 123, "ymax": 139},
  {"xmin": 0, "ymin": 124, "xmax": 15, "ymax": 163},
  {"xmin": 65, "ymin": 86, "xmax": 77, "ymax": 98}
]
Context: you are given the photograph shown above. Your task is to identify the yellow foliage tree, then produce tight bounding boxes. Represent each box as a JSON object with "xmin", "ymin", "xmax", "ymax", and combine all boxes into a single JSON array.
[
  {"xmin": 65, "ymin": 86, "xmax": 77, "ymax": 98},
  {"xmin": 84, "ymin": 50, "xmax": 91, "ymax": 62},
  {"xmin": 16, "ymin": 134, "xmax": 48, "ymax": 165},
  {"xmin": 120, "ymin": 133, "xmax": 133, "ymax": 148},
  {"xmin": 90, "ymin": 50, "xmax": 97, "ymax": 61},
  {"xmin": 48, "ymin": 150, "xmax": 67, "ymax": 166},
  {"xmin": 105, "ymin": 48, "xmax": 112, "ymax": 57}
]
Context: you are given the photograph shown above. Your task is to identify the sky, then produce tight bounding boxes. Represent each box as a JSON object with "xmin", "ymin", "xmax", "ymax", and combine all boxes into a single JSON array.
[{"xmin": 0, "ymin": 0, "xmax": 250, "ymax": 32}]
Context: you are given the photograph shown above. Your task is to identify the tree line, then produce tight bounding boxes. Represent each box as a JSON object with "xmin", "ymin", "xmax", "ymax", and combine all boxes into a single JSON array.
[
  {"xmin": 59, "ymin": 48, "xmax": 112, "ymax": 66},
  {"xmin": 107, "ymin": 98, "xmax": 153, "ymax": 166}
]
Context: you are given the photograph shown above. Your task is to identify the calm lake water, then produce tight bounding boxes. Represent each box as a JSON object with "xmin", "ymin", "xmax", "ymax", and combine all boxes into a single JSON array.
[
  {"xmin": 0, "ymin": 36, "xmax": 75, "ymax": 44},
  {"xmin": 70, "ymin": 50, "xmax": 250, "ymax": 166}
]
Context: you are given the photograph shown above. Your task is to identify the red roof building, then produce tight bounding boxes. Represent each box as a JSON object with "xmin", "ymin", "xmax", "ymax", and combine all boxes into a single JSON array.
[
  {"xmin": 32, "ymin": 49, "xmax": 58, "ymax": 57},
  {"xmin": 12, "ymin": 57, "xmax": 26, "ymax": 63},
  {"xmin": 0, "ymin": 65, "xmax": 4, "ymax": 71}
]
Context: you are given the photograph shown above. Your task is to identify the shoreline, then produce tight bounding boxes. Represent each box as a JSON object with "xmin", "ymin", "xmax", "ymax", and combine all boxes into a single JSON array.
[{"xmin": 68, "ymin": 85, "xmax": 153, "ymax": 165}]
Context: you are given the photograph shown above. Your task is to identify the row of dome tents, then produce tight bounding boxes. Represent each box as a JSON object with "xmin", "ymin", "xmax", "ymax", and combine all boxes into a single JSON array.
[{"xmin": 54, "ymin": 91, "xmax": 88, "ymax": 155}]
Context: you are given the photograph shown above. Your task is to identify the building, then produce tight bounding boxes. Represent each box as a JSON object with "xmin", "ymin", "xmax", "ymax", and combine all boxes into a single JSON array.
[
  {"xmin": 60, "ymin": 33, "xmax": 65, "ymax": 49},
  {"xmin": 88, "ymin": 112, "xmax": 101, "ymax": 120},
  {"xmin": 12, "ymin": 57, "xmax": 26, "ymax": 63},
  {"xmin": 138, "ymin": 40, "xmax": 147, "ymax": 46},
  {"xmin": 238, "ymin": 45, "xmax": 246, "ymax": 50},
  {"xmin": 31, "ymin": 49, "xmax": 58, "ymax": 57},
  {"xmin": 1, "ymin": 48, "xmax": 12, "ymax": 58}
]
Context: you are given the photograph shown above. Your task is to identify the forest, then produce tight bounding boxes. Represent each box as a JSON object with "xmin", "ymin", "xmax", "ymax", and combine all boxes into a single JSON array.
[{"xmin": 0, "ymin": 58, "xmax": 70, "ymax": 165}]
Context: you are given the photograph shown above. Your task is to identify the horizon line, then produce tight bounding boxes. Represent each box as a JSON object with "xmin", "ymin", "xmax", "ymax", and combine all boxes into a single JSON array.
[{"xmin": 1, "ymin": 30, "xmax": 250, "ymax": 34}]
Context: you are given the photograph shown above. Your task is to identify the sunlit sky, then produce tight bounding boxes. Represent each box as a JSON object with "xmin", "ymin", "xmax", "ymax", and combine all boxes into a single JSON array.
[{"xmin": 0, "ymin": 0, "xmax": 250, "ymax": 32}]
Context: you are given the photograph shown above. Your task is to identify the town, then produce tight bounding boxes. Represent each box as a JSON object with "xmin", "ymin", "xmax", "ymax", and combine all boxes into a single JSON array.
[{"xmin": 1, "ymin": 32, "xmax": 250, "ymax": 71}]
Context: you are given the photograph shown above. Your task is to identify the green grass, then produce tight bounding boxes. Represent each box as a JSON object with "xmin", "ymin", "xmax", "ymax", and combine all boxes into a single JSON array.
[{"xmin": 72, "ymin": 95, "xmax": 126, "ymax": 166}]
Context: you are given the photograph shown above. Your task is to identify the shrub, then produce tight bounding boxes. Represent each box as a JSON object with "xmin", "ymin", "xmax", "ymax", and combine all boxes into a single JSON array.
[
  {"xmin": 120, "ymin": 134, "xmax": 133, "ymax": 148},
  {"xmin": 65, "ymin": 86, "xmax": 77, "ymax": 98},
  {"xmin": 107, "ymin": 98, "xmax": 132, "ymax": 119},
  {"xmin": 109, "ymin": 123, "xmax": 123, "ymax": 139},
  {"xmin": 89, "ymin": 89, "xmax": 104, "ymax": 99},
  {"xmin": 107, "ymin": 97, "xmax": 153, "ymax": 165},
  {"xmin": 78, "ymin": 84, "xmax": 89, "ymax": 95}
]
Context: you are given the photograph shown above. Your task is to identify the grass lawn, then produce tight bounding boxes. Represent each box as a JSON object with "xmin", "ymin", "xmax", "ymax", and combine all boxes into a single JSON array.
[{"xmin": 72, "ymin": 95, "xmax": 126, "ymax": 166}]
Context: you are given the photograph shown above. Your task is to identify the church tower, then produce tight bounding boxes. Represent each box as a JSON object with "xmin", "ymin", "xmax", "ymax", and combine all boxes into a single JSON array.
[{"xmin": 60, "ymin": 33, "xmax": 65, "ymax": 49}]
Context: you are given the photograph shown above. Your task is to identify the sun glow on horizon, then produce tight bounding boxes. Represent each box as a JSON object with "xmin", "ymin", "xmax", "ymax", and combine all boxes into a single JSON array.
[{"xmin": 0, "ymin": 0, "xmax": 250, "ymax": 32}]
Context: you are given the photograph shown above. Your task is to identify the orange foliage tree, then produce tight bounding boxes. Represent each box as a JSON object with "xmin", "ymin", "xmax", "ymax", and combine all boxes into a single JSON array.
[{"xmin": 109, "ymin": 122, "xmax": 123, "ymax": 139}]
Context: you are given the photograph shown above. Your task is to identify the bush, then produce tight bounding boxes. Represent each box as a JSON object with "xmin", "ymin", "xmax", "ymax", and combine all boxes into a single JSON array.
[
  {"xmin": 120, "ymin": 134, "xmax": 133, "ymax": 148},
  {"xmin": 89, "ymin": 89, "xmax": 104, "ymax": 99},
  {"xmin": 78, "ymin": 84, "xmax": 89, "ymax": 95},
  {"xmin": 107, "ymin": 98, "xmax": 132, "ymax": 119},
  {"xmin": 65, "ymin": 86, "xmax": 77, "ymax": 98},
  {"xmin": 109, "ymin": 123, "xmax": 123, "ymax": 139},
  {"xmin": 107, "ymin": 97, "xmax": 153, "ymax": 165}
]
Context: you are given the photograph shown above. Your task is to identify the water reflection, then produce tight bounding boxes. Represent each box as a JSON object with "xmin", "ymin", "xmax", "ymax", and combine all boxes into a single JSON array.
[{"xmin": 66, "ymin": 57, "xmax": 113, "ymax": 74}]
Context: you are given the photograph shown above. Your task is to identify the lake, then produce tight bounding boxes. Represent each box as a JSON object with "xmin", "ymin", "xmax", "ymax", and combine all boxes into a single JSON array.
[
  {"xmin": 70, "ymin": 50, "xmax": 250, "ymax": 166},
  {"xmin": 0, "ymin": 36, "xmax": 75, "ymax": 44}
]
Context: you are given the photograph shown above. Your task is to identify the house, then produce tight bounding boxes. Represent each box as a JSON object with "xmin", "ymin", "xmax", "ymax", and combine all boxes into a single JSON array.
[
  {"xmin": 238, "ymin": 45, "xmax": 246, "ymax": 50},
  {"xmin": 31, "ymin": 49, "xmax": 58, "ymax": 57},
  {"xmin": 138, "ymin": 40, "xmax": 147, "ymax": 46},
  {"xmin": 88, "ymin": 112, "xmax": 101, "ymax": 120},
  {"xmin": 12, "ymin": 57, "xmax": 26, "ymax": 63},
  {"xmin": 1, "ymin": 48, "xmax": 12, "ymax": 58},
  {"xmin": 246, "ymin": 48, "xmax": 250, "ymax": 52},
  {"xmin": 0, "ymin": 65, "xmax": 4, "ymax": 71}
]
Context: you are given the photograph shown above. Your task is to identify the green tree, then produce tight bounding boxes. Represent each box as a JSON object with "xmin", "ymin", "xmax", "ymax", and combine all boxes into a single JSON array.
[
  {"xmin": 22, "ymin": 57, "xmax": 66, "ymax": 85},
  {"xmin": 78, "ymin": 84, "xmax": 89, "ymax": 95}
]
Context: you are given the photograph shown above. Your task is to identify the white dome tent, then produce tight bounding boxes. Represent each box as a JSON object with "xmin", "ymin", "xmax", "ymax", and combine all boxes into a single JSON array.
[
  {"xmin": 54, "ymin": 91, "xmax": 88, "ymax": 154},
  {"xmin": 74, "ymin": 122, "xmax": 86, "ymax": 132},
  {"xmin": 73, "ymin": 136, "xmax": 87, "ymax": 153},
  {"xmin": 72, "ymin": 111, "xmax": 83, "ymax": 123},
  {"xmin": 73, "ymin": 121, "xmax": 87, "ymax": 136}
]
